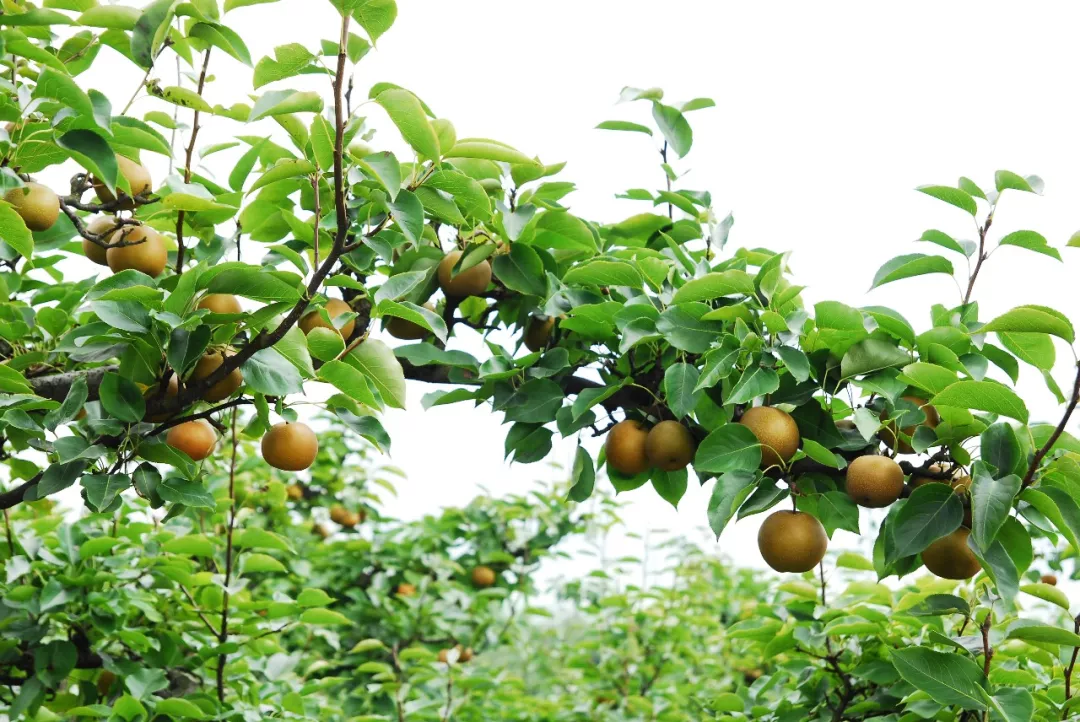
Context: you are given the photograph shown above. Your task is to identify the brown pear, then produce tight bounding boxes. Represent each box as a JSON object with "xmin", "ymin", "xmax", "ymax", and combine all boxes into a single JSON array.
[
  {"xmin": 605, "ymin": 420, "xmax": 650, "ymax": 476},
  {"xmin": 921, "ymin": 527, "xmax": 981, "ymax": 580},
  {"xmin": 396, "ymin": 583, "xmax": 417, "ymax": 597},
  {"xmin": 739, "ymin": 406, "xmax": 800, "ymax": 469},
  {"xmin": 82, "ymin": 216, "xmax": 116, "ymax": 265},
  {"xmin": 523, "ymin": 315, "xmax": 555, "ymax": 352},
  {"xmin": 94, "ymin": 154, "xmax": 152, "ymax": 210},
  {"xmin": 437, "ymin": 250, "xmax": 491, "ymax": 298},
  {"xmin": 471, "ymin": 565, "xmax": 497, "ymax": 588},
  {"xmin": 144, "ymin": 374, "xmax": 180, "ymax": 422},
  {"xmin": 645, "ymin": 420, "xmax": 696, "ymax": 471},
  {"xmin": 1042, "ymin": 574, "xmax": 1058, "ymax": 586},
  {"xmin": 191, "ymin": 350, "xmax": 243, "ymax": 402},
  {"xmin": 845, "ymin": 455, "xmax": 904, "ymax": 508},
  {"xmin": 286, "ymin": 483, "xmax": 304, "ymax": 501},
  {"xmin": 261, "ymin": 421, "xmax": 319, "ymax": 471},
  {"xmin": 197, "ymin": 294, "xmax": 243, "ymax": 315},
  {"xmin": 299, "ymin": 298, "xmax": 355, "ymax": 338},
  {"xmin": 385, "ymin": 302, "xmax": 435, "ymax": 340},
  {"xmin": 880, "ymin": 396, "xmax": 939, "ymax": 454},
  {"xmin": 106, "ymin": 226, "xmax": 167, "ymax": 278},
  {"xmin": 165, "ymin": 420, "xmax": 217, "ymax": 461},
  {"xmin": 5, "ymin": 182, "xmax": 59, "ymax": 232},
  {"xmin": 757, "ymin": 510, "xmax": 828, "ymax": 573}
]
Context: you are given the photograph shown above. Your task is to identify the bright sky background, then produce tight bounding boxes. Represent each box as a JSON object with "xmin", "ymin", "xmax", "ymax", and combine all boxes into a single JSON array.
[{"xmin": 45, "ymin": 1, "xmax": 1080, "ymax": 583}]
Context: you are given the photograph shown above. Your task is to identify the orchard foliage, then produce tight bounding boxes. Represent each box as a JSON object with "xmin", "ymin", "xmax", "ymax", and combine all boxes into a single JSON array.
[{"xmin": 2, "ymin": 0, "xmax": 1080, "ymax": 720}]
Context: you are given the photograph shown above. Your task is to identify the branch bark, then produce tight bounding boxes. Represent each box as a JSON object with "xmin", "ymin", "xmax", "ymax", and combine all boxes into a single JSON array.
[
  {"xmin": 175, "ymin": 48, "xmax": 212, "ymax": 274},
  {"xmin": 1021, "ymin": 361, "xmax": 1080, "ymax": 490}
]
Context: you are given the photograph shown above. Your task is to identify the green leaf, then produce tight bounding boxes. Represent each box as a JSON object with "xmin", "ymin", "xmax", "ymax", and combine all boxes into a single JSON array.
[
  {"xmin": 891, "ymin": 647, "xmax": 988, "ymax": 709},
  {"xmin": 99, "ymin": 372, "xmax": 145, "ymax": 423},
  {"xmin": 1006, "ymin": 624, "xmax": 1080, "ymax": 647},
  {"xmin": 444, "ymin": 140, "xmax": 537, "ymax": 166},
  {"xmin": 671, "ymin": 270, "xmax": 756, "ymax": 304},
  {"xmin": 1021, "ymin": 488, "xmax": 1080, "ymax": 551},
  {"xmin": 981, "ymin": 305, "xmax": 1074, "ymax": 343},
  {"xmin": 998, "ymin": 230, "xmax": 1061, "ymax": 262},
  {"xmin": 562, "ymin": 260, "xmax": 643, "ymax": 288},
  {"xmin": 651, "ymin": 102, "xmax": 692, "ymax": 157},
  {"xmin": 252, "ymin": 43, "xmax": 313, "ymax": 88},
  {"xmin": 995, "ymin": 170, "xmax": 1035, "ymax": 194},
  {"xmin": 205, "ymin": 266, "xmax": 302, "ymax": 302},
  {"xmin": 492, "ymin": 243, "xmax": 546, "ymax": 296},
  {"xmin": 377, "ymin": 300, "xmax": 447, "ymax": 344},
  {"xmin": 318, "ymin": 360, "xmax": 379, "ymax": 408},
  {"xmin": 652, "ymin": 469, "xmax": 688, "ymax": 509},
  {"xmin": 931, "ymin": 380, "xmax": 1029, "ymax": 423},
  {"xmin": 57, "ymin": 129, "xmax": 119, "ymax": 191},
  {"xmin": 162, "ymin": 534, "xmax": 215, "ymax": 556},
  {"xmin": 916, "ymin": 185, "xmax": 978, "ymax": 216},
  {"xmin": 248, "ymin": 158, "xmax": 317, "ymax": 194},
  {"xmin": 349, "ymin": 0, "xmax": 397, "ymax": 44},
  {"xmin": 157, "ymin": 478, "xmax": 215, "ymax": 508},
  {"xmin": 81, "ymin": 473, "xmax": 130, "ymax": 512},
  {"xmin": 989, "ymin": 688, "xmax": 1034, "ymax": 722},
  {"xmin": 663, "ymin": 363, "xmax": 701, "ymax": 420},
  {"xmin": 695, "ymin": 424, "xmax": 762, "ymax": 474},
  {"xmin": 130, "ymin": 0, "xmax": 176, "ymax": 68},
  {"xmin": 78, "ymin": 5, "xmax": 140, "ymax": 29},
  {"xmin": 249, "ymin": 90, "xmax": 323, "ymax": 121},
  {"xmin": 899, "ymin": 362, "xmax": 958, "ymax": 396},
  {"xmin": 706, "ymin": 471, "xmax": 757, "ymax": 538},
  {"xmin": 656, "ymin": 303, "xmax": 725, "ymax": 354},
  {"xmin": 243, "ymin": 347, "xmax": 304, "ymax": 396},
  {"xmin": 595, "ymin": 120, "xmax": 653, "ymax": 135},
  {"xmin": 1020, "ymin": 582, "xmax": 1070, "ymax": 611},
  {"xmin": 568, "ymin": 445, "xmax": 595, "ymax": 502},
  {"xmin": 300, "ymin": 607, "xmax": 352, "ymax": 625},
  {"xmin": 154, "ymin": 698, "xmax": 209, "ymax": 719},
  {"xmin": 870, "ymin": 253, "xmax": 953, "ymax": 289},
  {"xmin": 840, "ymin": 338, "xmax": 910, "ymax": 378},
  {"xmin": 981, "ymin": 422, "xmax": 1022, "ymax": 478},
  {"xmin": 918, "ymin": 228, "xmax": 970, "ymax": 255},
  {"xmin": 726, "ymin": 365, "xmax": 779, "ymax": 406},
  {"xmin": 242, "ymin": 553, "xmax": 286, "ymax": 573},
  {"xmin": 375, "ymin": 88, "xmax": 440, "ymax": 159},
  {"xmin": 0, "ymin": 202, "xmax": 33, "ymax": 260},
  {"xmin": 347, "ymin": 339, "xmax": 406, "ymax": 409},
  {"xmin": 969, "ymin": 462, "xmax": 1020, "ymax": 551},
  {"xmin": 388, "ymin": 189, "xmax": 423, "ymax": 242},
  {"xmin": 189, "ymin": 22, "xmax": 252, "ymax": 67},
  {"xmin": 887, "ymin": 483, "xmax": 963, "ymax": 564},
  {"xmin": 357, "ymin": 151, "xmax": 402, "ymax": 201}
]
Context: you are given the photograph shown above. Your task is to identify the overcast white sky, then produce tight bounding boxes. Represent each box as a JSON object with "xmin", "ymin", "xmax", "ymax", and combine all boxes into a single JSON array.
[{"xmin": 51, "ymin": 1, "xmax": 1080, "ymax": 578}]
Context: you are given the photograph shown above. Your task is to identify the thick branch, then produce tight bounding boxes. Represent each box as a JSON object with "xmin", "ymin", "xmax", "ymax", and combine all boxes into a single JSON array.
[
  {"xmin": 29, "ymin": 365, "xmax": 115, "ymax": 402},
  {"xmin": 1022, "ymin": 361, "xmax": 1080, "ymax": 490}
]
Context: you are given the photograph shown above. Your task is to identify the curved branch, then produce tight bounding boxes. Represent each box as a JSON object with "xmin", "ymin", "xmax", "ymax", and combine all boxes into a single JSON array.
[{"xmin": 1022, "ymin": 361, "xmax": 1080, "ymax": 490}]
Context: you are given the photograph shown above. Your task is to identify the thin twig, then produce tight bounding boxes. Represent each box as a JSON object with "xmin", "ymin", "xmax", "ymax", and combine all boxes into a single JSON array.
[
  {"xmin": 175, "ymin": 48, "xmax": 212, "ymax": 275},
  {"xmin": 1022, "ymin": 362, "xmax": 1080, "ymax": 490},
  {"xmin": 217, "ymin": 405, "xmax": 239, "ymax": 703}
]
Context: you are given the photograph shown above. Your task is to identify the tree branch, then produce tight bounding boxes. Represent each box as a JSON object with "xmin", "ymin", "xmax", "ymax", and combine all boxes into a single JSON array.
[
  {"xmin": 1022, "ymin": 361, "xmax": 1080, "ymax": 490},
  {"xmin": 176, "ymin": 48, "xmax": 212, "ymax": 274}
]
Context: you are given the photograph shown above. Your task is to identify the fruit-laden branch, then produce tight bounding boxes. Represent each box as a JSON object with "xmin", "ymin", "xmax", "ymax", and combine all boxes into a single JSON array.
[
  {"xmin": 149, "ymin": 15, "xmax": 356, "ymax": 416},
  {"xmin": 175, "ymin": 48, "xmax": 212, "ymax": 274},
  {"xmin": 57, "ymin": 173, "xmax": 156, "ymax": 249},
  {"xmin": 1021, "ymin": 361, "xmax": 1080, "ymax": 490}
]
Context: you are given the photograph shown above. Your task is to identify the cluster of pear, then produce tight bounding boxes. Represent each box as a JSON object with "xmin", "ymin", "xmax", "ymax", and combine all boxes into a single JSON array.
[
  {"xmin": 738, "ymin": 398, "xmax": 978, "ymax": 580},
  {"xmin": 161, "ymin": 293, "xmax": 368, "ymax": 473},
  {"xmin": 3, "ymin": 154, "xmax": 162, "ymax": 276},
  {"xmin": 392, "ymin": 565, "xmax": 497, "ymax": 598},
  {"xmin": 604, "ymin": 420, "xmax": 697, "ymax": 476},
  {"xmin": 382, "ymin": 250, "xmax": 493, "ymax": 340}
]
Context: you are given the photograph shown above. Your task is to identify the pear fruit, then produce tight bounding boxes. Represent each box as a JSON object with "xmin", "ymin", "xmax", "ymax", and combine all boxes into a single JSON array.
[
  {"xmin": 471, "ymin": 565, "xmax": 497, "ymax": 588},
  {"xmin": 82, "ymin": 216, "xmax": 116, "ymax": 265},
  {"xmin": 523, "ymin": 315, "xmax": 555, "ymax": 352},
  {"xmin": 93, "ymin": 154, "xmax": 152, "ymax": 210},
  {"xmin": 385, "ymin": 302, "xmax": 435, "ymax": 340},
  {"xmin": 396, "ymin": 583, "xmax": 417, "ymax": 597},
  {"xmin": 299, "ymin": 298, "xmax": 354, "ymax": 338},
  {"xmin": 190, "ymin": 350, "xmax": 243, "ymax": 402},
  {"xmin": 106, "ymin": 226, "xmax": 167, "ymax": 278},
  {"xmin": 437, "ymin": 250, "xmax": 491, "ymax": 298},
  {"xmin": 605, "ymin": 420, "xmax": 650, "ymax": 476},
  {"xmin": 645, "ymin": 420, "xmax": 695, "ymax": 471},
  {"xmin": 921, "ymin": 527, "xmax": 981, "ymax": 580},
  {"xmin": 757, "ymin": 510, "xmax": 828, "ymax": 573},
  {"xmin": 261, "ymin": 421, "xmax": 319, "ymax": 471},
  {"xmin": 845, "ymin": 455, "xmax": 904, "ymax": 508},
  {"xmin": 739, "ymin": 406, "xmax": 800, "ymax": 469},
  {"xmin": 165, "ymin": 420, "xmax": 217, "ymax": 461},
  {"xmin": 4, "ymin": 182, "xmax": 59, "ymax": 232},
  {"xmin": 197, "ymin": 294, "xmax": 243, "ymax": 315}
]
